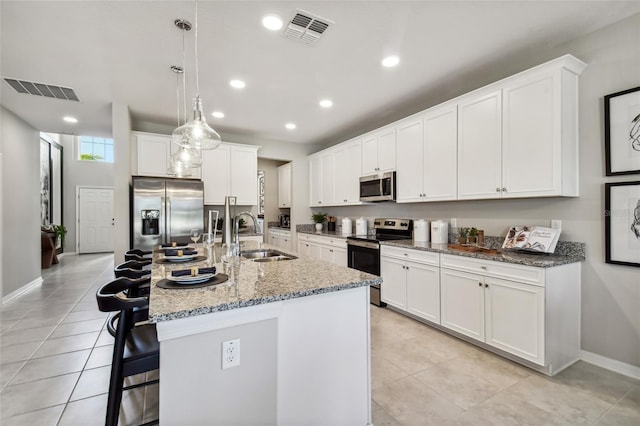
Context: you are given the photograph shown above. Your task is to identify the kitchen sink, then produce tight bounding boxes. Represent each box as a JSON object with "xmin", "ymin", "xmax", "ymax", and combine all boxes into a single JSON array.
[{"xmin": 240, "ymin": 249, "xmax": 297, "ymax": 261}]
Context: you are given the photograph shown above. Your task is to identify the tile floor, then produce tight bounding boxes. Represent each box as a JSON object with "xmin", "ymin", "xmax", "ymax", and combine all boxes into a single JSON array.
[{"xmin": 1, "ymin": 253, "xmax": 639, "ymax": 425}]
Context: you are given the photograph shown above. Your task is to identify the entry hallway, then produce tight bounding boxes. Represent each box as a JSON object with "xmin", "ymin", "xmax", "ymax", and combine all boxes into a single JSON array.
[{"xmin": 1, "ymin": 253, "xmax": 639, "ymax": 425}]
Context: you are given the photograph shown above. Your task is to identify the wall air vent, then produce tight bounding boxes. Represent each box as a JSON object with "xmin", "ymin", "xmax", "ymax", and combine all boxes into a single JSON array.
[
  {"xmin": 3, "ymin": 78, "xmax": 79, "ymax": 101},
  {"xmin": 283, "ymin": 10, "xmax": 333, "ymax": 46}
]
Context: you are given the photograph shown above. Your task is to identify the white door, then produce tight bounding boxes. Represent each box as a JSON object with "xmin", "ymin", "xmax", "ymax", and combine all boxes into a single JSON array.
[
  {"xmin": 78, "ymin": 187, "xmax": 114, "ymax": 254},
  {"xmin": 406, "ymin": 261, "xmax": 441, "ymax": 324},
  {"xmin": 440, "ymin": 268, "xmax": 485, "ymax": 342},
  {"xmin": 396, "ymin": 117, "xmax": 424, "ymax": 202},
  {"xmin": 380, "ymin": 256, "xmax": 407, "ymax": 309}
]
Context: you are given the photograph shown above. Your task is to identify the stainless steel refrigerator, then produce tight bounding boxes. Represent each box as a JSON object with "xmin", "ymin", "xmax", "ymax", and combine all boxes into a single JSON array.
[{"xmin": 131, "ymin": 176, "xmax": 204, "ymax": 250}]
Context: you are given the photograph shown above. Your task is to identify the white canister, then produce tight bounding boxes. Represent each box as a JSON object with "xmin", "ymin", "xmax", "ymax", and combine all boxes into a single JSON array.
[
  {"xmin": 414, "ymin": 219, "xmax": 430, "ymax": 242},
  {"xmin": 431, "ymin": 220, "xmax": 449, "ymax": 244},
  {"xmin": 341, "ymin": 217, "xmax": 352, "ymax": 236},
  {"xmin": 356, "ymin": 217, "xmax": 368, "ymax": 236}
]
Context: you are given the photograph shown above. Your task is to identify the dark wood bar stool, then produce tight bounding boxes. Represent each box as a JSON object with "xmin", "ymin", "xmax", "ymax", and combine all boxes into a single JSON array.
[
  {"xmin": 96, "ymin": 277, "xmax": 159, "ymax": 426},
  {"xmin": 125, "ymin": 249, "xmax": 153, "ymax": 262}
]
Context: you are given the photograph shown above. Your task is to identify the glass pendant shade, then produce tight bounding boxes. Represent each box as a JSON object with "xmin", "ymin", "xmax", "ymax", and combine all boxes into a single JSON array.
[
  {"xmin": 172, "ymin": 95, "xmax": 221, "ymax": 150},
  {"xmin": 166, "ymin": 160, "xmax": 193, "ymax": 178}
]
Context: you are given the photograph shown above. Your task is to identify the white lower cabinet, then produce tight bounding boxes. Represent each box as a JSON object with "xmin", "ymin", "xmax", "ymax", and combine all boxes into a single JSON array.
[
  {"xmin": 440, "ymin": 254, "xmax": 579, "ymax": 373},
  {"xmin": 297, "ymin": 234, "xmax": 347, "ymax": 267},
  {"xmin": 269, "ymin": 229, "xmax": 291, "ymax": 251},
  {"xmin": 380, "ymin": 246, "xmax": 440, "ymax": 324}
]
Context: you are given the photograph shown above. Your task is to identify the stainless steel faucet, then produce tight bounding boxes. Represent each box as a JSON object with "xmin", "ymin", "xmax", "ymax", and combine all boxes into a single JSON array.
[{"xmin": 234, "ymin": 211, "xmax": 260, "ymax": 250}]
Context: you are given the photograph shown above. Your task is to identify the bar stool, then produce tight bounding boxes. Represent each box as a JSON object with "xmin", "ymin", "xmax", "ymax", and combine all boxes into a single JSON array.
[
  {"xmin": 96, "ymin": 277, "xmax": 159, "ymax": 426},
  {"xmin": 114, "ymin": 260, "xmax": 151, "ymax": 280},
  {"xmin": 125, "ymin": 249, "xmax": 152, "ymax": 262}
]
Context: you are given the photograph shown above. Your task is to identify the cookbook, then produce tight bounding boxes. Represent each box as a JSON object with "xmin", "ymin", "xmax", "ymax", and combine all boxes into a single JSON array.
[{"xmin": 502, "ymin": 226, "xmax": 561, "ymax": 253}]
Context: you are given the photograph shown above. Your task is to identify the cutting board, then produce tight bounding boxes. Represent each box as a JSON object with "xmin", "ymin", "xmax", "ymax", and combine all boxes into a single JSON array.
[{"xmin": 447, "ymin": 244, "xmax": 498, "ymax": 254}]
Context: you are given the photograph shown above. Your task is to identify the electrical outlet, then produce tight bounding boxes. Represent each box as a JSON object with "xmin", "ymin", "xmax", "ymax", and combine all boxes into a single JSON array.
[
  {"xmin": 222, "ymin": 339, "xmax": 240, "ymax": 369},
  {"xmin": 551, "ymin": 220, "xmax": 562, "ymax": 230}
]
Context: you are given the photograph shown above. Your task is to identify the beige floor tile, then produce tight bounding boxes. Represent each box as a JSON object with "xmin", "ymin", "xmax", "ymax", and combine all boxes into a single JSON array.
[
  {"xmin": 72, "ymin": 301, "xmax": 100, "ymax": 312},
  {"xmin": 371, "ymin": 399, "xmax": 401, "ymax": 426},
  {"xmin": 371, "ymin": 352, "xmax": 411, "ymax": 390},
  {"xmin": 414, "ymin": 362, "xmax": 503, "ymax": 410},
  {"xmin": 0, "ymin": 361, "xmax": 25, "ymax": 390},
  {"xmin": 10, "ymin": 349, "xmax": 91, "ymax": 385},
  {"xmin": 0, "ymin": 404, "xmax": 65, "ymax": 426},
  {"xmin": 410, "ymin": 331, "xmax": 480, "ymax": 365},
  {"xmin": 32, "ymin": 331, "xmax": 99, "ymax": 358},
  {"xmin": 95, "ymin": 329, "xmax": 115, "ymax": 347},
  {"xmin": 374, "ymin": 337, "xmax": 437, "ymax": 375},
  {"xmin": 50, "ymin": 318, "xmax": 106, "ymax": 338},
  {"xmin": 0, "ymin": 319, "xmax": 18, "ymax": 333},
  {"xmin": 551, "ymin": 360, "xmax": 638, "ymax": 404},
  {"xmin": 596, "ymin": 385, "xmax": 640, "ymax": 425},
  {"xmin": 0, "ymin": 340, "xmax": 42, "ymax": 364},
  {"xmin": 59, "ymin": 390, "xmax": 146, "ymax": 426},
  {"xmin": 62, "ymin": 310, "xmax": 109, "ymax": 324},
  {"xmin": 373, "ymin": 375, "xmax": 464, "ymax": 426},
  {"xmin": 85, "ymin": 345, "xmax": 115, "ymax": 369},
  {"xmin": 445, "ymin": 391, "xmax": 569, "ymax": 426},
  {"xmin": 0, "ymin": 325, "xmax": 55, "ymax": 347},
  {"xmin": 142, "ymin": 383, "xmax": 160, "ymax": 424},
  {"xmin": 0, "ymin": 372, "xmax": 80, "ymax": 418},
  {"xmin": 1, "ymin": 309, "xmax": 29, "ymax": 321},
  {"xmin": 7, "ymin": 316, "xmax": 63, "ymax": 332},
  {"xmin": 70, "ymin": 365, "xmax": 111, "ymax": 401},
  {"xmin": 507, "ymin": 373, "xmax": 613, "ymax": 424}
]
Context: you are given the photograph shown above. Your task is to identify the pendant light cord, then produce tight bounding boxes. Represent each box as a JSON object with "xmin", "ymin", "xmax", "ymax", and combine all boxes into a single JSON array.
[{"xmin": 194, "ymin": 0, "xmax": 199, "ymax": 97}]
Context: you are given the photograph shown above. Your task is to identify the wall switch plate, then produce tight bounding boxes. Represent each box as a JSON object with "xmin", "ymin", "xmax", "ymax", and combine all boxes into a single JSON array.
[
  {"xmin": 222, "ymin": 339, "xmax": 240, "ymax": 369},
  {"xmin": 551, "ymin": 220, "xmax": 562, "ymax": 230}
]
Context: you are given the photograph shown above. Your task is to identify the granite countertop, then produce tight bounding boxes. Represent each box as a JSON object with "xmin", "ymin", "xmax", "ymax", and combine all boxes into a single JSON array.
[
  {"xmin": 297, "ymin": 229, "xmax": 352, "ymax": 239},
  {"xmin": 148, "ymin": 242, "xmax": 380, "ymax": 323},
  {"xmin": 381, "ymin": 240, "xmax": 585, "ymax": 268}
]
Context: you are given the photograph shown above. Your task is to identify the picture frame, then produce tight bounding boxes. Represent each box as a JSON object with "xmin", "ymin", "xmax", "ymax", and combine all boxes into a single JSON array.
[
  {"xmin": 605, "ymin": 181, "xmax": 640, "ymax": 267},
  {"xmin": 604, "ymin": 86, "xmax": 640, "ymax": 175}
]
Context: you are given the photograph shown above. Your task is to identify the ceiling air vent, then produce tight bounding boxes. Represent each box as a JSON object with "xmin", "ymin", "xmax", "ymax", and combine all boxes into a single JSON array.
[
  {"xmin": 3, "ymin": 78, "xmax": 79, "ymax": 101},
  {"xmin": 283, "ymin": 10, "xmax": 333, "ymax": 46}
]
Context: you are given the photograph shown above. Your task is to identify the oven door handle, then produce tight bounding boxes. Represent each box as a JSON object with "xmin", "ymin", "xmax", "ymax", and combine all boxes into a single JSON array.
[{"xmin": 347, "ymin": 239, "xmax": 379, "ymax": 250}]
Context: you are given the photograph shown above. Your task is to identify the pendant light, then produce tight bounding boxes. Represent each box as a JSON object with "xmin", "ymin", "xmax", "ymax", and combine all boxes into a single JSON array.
[{"xmin": 171, "ymin": 2, "xmax": 221, "ymax": 151}]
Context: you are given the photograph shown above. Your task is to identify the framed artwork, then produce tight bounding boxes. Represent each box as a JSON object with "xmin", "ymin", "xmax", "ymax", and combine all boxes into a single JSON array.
[
  {"xmin": 604, "ymin": 86, "xmax": 640, "ymax": 175},
  {"xmin": 40, "ymin": 139, "xmax": 51, "ymax": 225},
  {"xmin": 605, "ymin": 181, "xmax": 640, "ymax": 267}
]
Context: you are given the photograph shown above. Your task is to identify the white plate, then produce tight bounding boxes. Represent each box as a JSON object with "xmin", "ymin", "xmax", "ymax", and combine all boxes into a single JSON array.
[
  {"xmin": 167, "ymin": 273, "xmax": 215, "ymax": 284},
  {"xmin": 163, "ymin": 254, "xmax": 197, "ymax": 262},
  {"xmin": 159, "ymin": 245, "xmax": 191, "ymax": 250}
]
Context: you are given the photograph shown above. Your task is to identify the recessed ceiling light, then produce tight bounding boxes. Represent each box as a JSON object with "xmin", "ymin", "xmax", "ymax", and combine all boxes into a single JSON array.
[
  {"xmin": 63, "ymin": 116, "xmax": 78, "ymax": 123},
  {"xmin": 319, "ymin": 99, "xmax": 333, "ymax": 108},
  {"xmin": 382, "ymin": 56, "xmax": 400, "ymax": 67},
  {"xmin": 230, "ymin": 79, "xmax": 246, "ymax": 89},
  {"xmin": 285, "ymin": 123, "xmax": 296, "ymax": 130},
  {"xmin": 262, "ymin": 14, "xmax": 283, "ymax": 31},
  {"xmin": 212, "ymin": 111, "xmax": 225, "ymax": 118}
]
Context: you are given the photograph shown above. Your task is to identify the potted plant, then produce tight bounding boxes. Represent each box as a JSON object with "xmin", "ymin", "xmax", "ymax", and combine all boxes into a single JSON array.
[
  {"xmin": 458, "ymin": 227, "xmax": 469, "ymax": 244},
  {"xmin": 468, "ymin": 227, "xmax": 478, "ymax": 245},
  {"xmin": 52, "ymin": 224, "xmax": 67, "ymax": 250},
  {"xmin": 312, "ymin": 213, "xmax": 327, "ymax": 232}
]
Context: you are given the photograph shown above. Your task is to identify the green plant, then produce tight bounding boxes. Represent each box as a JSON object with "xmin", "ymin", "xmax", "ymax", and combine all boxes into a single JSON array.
[
  {"xmin": 80, "ymin": 153, "xmax": 103, "ymax": 161},
  {"xmin": 458, "ymin": 227, "xmax": 469, "ymax": 238},
  {"xmin": 52, "ymin": 224, "xmax": 67, "ymax": 245},
  {"xmin": 469, "ymin": 227, "xmax": 478, "ymax": 237},
  {"xmin": 311, "ymin": 212, "xmax": 328, "ymax": 224}
]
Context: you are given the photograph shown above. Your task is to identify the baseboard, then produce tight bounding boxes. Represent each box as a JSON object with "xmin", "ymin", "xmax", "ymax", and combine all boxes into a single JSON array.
[
  {"xmin": 580, "ymin": 350, "xmax": 640, "ymax": 380},
  {"xmin": 58, "ymin": 252, "xmax": 76, "ymax": 258},
  {"xmin": 2, "ymin": 276, "xmax": 44, "ymax": 304}
]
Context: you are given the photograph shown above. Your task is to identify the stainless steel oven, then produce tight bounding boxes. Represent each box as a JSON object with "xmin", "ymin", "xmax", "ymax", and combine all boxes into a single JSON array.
[{"xmin": 347, "ymin": 218, "xmax": 412, "ymax": 306}]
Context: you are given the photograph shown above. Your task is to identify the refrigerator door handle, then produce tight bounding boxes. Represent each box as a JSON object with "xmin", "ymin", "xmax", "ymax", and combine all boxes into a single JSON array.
[{"xmin": 165, "ymin": 196, "xmax": 171, "ymax": 243}]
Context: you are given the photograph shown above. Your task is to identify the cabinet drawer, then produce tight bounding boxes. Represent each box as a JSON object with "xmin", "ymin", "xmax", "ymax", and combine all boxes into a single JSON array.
[
  {"xmin": 441, "ymin": 254, "xmax": 544, "ymax": 286},
  {"xmin": 381, "ymin": 245, "xmax": 439, "ymax": 265},
  {"xmin": 309, "ymin": 235, "xmax": 347, "ymax": 248}
]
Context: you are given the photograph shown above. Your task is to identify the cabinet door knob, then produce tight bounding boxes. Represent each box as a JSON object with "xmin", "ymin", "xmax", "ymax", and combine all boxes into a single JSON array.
[
  {"xmin": 485, "ymin": 284, "xmax": 489, "ymax": 288},
  {"xmin": 478, "ymin": 282, "xmax": 482, "ymax": 287},
  {"xmin": 502, "ymin": 187, "xmax": 507, "ymax": 192},
  {"xmin": 404, "ymin": 253, "xmax": 408, "ymax": 256},
  {"xmin": 481, "ymin": 266, "xmax": 487, "ymax": 270},
  {"xmin": 496, "ymin": 187, "xmax": 501, "ymax": 192}
]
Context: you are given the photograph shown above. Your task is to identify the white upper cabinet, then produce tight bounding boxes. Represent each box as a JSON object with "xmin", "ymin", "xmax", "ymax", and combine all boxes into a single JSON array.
[
  {"xmin": 278, "ymin": 162, "xmax": 292, "ymax": 208},
  {"xmin": 361, "ymin": 127, "xmax": 396, "ymax": 175},
  {"xmin": 458, "ymin": 55, "xmax": 586, "ymax": 200},
  {"xmin": 457, "ymin": 88, "xmax": 503, "ymax": 200},
  {"xmin": 308, "ymin": 152, "xmax": 333, "ymax": 206},
  {"xmin": 397, "ymin": 104, "xmax": 458, "ymax": 203},
  {"xmin": 332, "ymin": 140, "xmax": 362, "ymax": 205},
  {"xmin": 133, "ymin": 131, "xmax": 201, "ymax": 179},
  {"xmin": 202, "ymin": 143, "xmax": 258, "ymax": 205}
]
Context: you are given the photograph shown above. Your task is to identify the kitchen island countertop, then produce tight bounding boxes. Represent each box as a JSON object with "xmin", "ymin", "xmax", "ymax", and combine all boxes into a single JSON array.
[{"xmin": 148, "ymin": 242, "xmax": 380, "ymax": 323}]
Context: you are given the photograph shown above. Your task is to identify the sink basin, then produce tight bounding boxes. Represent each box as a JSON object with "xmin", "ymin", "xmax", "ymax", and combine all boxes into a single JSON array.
[{"xmin": 240, "ymin": 249, "xmax": 297, "ymax": 261}]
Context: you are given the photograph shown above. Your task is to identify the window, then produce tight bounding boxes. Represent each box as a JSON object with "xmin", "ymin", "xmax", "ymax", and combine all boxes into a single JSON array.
[{"xmin": 78, "ymin": 136, "xmax": 113, "ymax": 162}]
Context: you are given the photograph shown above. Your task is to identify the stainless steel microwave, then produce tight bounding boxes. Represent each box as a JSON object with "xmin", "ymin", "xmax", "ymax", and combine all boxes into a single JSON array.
[{"xmin": 359, "ymin": 172, "xmax": 396, "ymax": 202}]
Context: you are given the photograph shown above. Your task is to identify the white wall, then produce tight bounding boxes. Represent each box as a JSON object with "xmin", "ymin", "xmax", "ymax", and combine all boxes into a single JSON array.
[
  {"xmin": 59, "ymin": 134, "xmax": 114, "ymax": 253},
  {"xmin": 1, "ymin": 107, "xmax": 41, "ymax": 297},
  {"xmin": 317, "ymin": 13, "xmax": 640, "ymax": 368}
]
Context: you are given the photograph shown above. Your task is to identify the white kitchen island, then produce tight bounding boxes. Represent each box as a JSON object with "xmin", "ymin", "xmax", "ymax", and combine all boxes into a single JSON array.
[{"xmin": 148, "ymin": 243, "xmax": 380, "ymax": 426}]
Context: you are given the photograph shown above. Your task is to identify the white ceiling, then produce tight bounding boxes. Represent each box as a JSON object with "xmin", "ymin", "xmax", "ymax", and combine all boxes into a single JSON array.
[{"xmin": 2, "ymin": 1, "xmax": 640, "ymax": 145}]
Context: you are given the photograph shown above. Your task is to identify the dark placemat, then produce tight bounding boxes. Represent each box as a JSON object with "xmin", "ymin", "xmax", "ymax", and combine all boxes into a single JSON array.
[
  {"xmin": 156, "ymin": 255, "xmax": 207, "ymax": 264},
  {"xmin": 156, "ymin": 273, "xmax": 229, "ymax": 289},
  {"xmin": 153, "ymin": 246, "xmax": 194, "ymax": 253}
]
